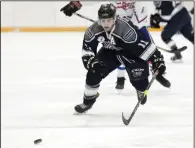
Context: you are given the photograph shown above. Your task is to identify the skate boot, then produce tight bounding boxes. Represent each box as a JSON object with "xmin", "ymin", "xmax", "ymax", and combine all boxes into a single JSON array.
[
  {"xmin": 170, "ymin": 46, "xmax": 183, "ymax": 61},
  {"xmin": 171, "ymin": 52, "xmax": 182, "ymax": 61},
  {"xmin": 74, "ymin": 93, "xmax": 99, "ymax": 113},
  {"xmin": 136, "ymin": 90, "xmax": 147, "ymax": 105},
  {"xmin": 115, "ymin": 77, "xmax": 125, "ymax": 90},
  {"xmin": 156, "ymin": 75, "xmax": 171, "ymax": 88}
]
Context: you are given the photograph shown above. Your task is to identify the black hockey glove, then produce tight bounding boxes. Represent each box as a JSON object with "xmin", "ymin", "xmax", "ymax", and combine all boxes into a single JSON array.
[
  {"xmin": 60, "ymin": 1, "xmax": 82, "ymax": 17},
  {"xmin": 82, "ymin": 56, "xmax": 105, "ymax": 71},
  {"xmin": 149, "ymin": 50, "xmax": 166, "ymax": 76},
  {"xmin": 150, "ymin": 13, "xmax": 161, "ymax": 28},
  {"xmin": 82, "ymin": 55, "xmax": 93, "ymax": 70},
  {"xmin": 86, "ymin": 56, "xmax": 107, "ymax": 78},
  {"xmin": 87, "ymin": 57, "xmax": 105, "ymax": 70}
]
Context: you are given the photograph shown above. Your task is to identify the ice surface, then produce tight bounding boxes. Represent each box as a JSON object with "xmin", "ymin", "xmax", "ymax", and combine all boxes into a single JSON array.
[{"xmin": 1, "ymin": 32, "xmax": 193, "ymax": 148}]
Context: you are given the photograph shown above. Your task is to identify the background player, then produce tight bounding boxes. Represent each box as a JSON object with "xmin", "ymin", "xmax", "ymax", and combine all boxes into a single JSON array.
[{"xmin": 150, "ymin": 1, "xmax": 194, "ymax": 61}]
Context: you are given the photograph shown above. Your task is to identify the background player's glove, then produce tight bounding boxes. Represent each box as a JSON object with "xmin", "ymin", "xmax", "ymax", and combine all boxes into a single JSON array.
[
  {"xmin": 149, "ymin": 50, "xmax": 166, "ymax": 76},
  {"xmin": 150, "ymin": 13, "xmax": 161, "ymax": 28},
  {"xmin": 60, "ymin": 1, "xmax": 82, "ymax": 16}
]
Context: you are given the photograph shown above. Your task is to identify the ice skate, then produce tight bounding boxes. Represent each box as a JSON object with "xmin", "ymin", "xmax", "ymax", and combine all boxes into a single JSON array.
[
  {"xmin": 170, "ymin": 47, "xmax": 183, "ymax": 62},
  {"xmin": 74, "ymin": 93, "xmax": 99, "ymax": 113},
  {"xmin": 171, "ymin": 53, "xmax": 182, "ymax": 62},
  {"xmin": 115, "ymin": 77, "xmax": 125, "ymax": 90}
]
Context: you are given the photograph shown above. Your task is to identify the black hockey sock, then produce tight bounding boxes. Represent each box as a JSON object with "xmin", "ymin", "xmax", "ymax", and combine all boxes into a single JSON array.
[{"xmin": 83, "ymin": 94, "xmax": 98, "ymax": 105}]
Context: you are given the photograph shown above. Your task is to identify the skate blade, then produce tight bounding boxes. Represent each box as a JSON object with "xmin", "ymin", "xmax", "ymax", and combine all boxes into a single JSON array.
[
  {"xmin": 73, "ymin": 107, "xmax": 92, "ymax": 115},
  {"xmin": 73, "ymin": 111, "xmax": 87, "ymax": 115}
]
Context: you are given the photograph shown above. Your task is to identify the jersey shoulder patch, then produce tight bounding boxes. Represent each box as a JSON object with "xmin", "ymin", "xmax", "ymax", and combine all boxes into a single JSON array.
[
  {"xmin": 84, "ymin": 22, "xmax": 104, "ymax": 42},
  {"xmin": 114, "ymin": 19, "xmax": 137, "ymax": 43}
]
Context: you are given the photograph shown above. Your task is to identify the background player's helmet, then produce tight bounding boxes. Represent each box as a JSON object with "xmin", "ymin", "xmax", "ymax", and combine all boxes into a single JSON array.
[{"xmin": 98, "ymin": 3, "xmax": 116, "ymax": 19}]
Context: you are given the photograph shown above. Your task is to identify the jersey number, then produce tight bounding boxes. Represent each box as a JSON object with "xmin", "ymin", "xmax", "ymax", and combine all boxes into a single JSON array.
[{"xmin": 138, "ymin": 40, "xmax": 149, "ymax": 48}]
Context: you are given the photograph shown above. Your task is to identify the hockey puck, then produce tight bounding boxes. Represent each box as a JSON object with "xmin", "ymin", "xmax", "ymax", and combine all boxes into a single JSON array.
[{"xmin": 34, "ymin": 139, "xmax": 42, "ymax": 144}]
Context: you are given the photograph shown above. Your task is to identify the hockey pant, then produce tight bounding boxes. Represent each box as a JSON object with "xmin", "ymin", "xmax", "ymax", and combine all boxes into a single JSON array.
[
  {"xmin": 161, "ymin": 8, "xmax": 194, "ymax": 46},
  {"xmin": 83, "ymin": 48, "xmax": 149, "ymax": 105}
]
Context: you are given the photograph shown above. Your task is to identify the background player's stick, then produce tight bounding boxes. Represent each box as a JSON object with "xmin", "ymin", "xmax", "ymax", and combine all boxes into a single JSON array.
[
  {"xmin": 121, "ymin": 70, "xmax": 159, "ymax": 125},
  {"xmin": 74, "ymin": 13, "xmax": 96, "ymax": 23},
  {"xmin": 155, "ymin": 45, "xmax": 187, "ymax": 53},
  {"xmin": 74, "ymin": 13, "xmax": 187, "ymax": 53}
]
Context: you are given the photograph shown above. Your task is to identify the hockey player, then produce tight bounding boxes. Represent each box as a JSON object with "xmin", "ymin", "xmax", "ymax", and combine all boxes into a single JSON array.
[
  {"xmin": 60, "ymin": 1, "xmax": 171, "ymax": 90},
  {"xmin": 150, "ymin": 1, "xmax": 194, "ymax": 61},
  {"xmin": 72, "ymin": 3, "xmax": 167, "ymax": 113}
]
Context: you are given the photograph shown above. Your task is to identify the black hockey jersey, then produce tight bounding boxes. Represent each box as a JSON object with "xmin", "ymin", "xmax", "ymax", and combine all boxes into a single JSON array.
[
  {"xmin": 153, "ymin": 1, "xmax": 186, "ymax": 21},
  {"xmin": 82, "ymin": 17, "xmax": 156, "ymax": 67}
]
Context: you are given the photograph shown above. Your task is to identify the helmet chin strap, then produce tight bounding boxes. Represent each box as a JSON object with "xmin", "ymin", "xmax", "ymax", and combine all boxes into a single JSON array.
[{"xmin": 105, "ymin": 24, "xmax": 115, "ymax": 39}]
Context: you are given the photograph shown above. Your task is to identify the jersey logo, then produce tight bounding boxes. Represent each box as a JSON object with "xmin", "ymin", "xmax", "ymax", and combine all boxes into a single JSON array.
[
  {"xmin": 131, "ymin": 68, "xmax": 144, "ymax": 77},
  {"xmin": 97, "ymin": 36, "xmax": 105, "ymax": 43},
  {"xmin": 116, "ymin": 1, "xmax": 134, "ymax": 10},
  {"xmin": 110, "ymin": 36, "xmax": 116, "ymax": 45}
]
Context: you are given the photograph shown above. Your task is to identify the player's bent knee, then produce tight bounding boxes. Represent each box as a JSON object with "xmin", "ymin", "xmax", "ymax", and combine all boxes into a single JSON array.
[
  {"xmin": 190, "ymin": 35, "xmax": 194, "ymax": 44},
  {"xmin": 86, "ymin": 71, "xmax": 103, "ymax": 86},
  {"xmin": 131, "ymin": 78, "xmax": 149, "ymax": 91},
  {"xmin": 185, "ymin": 33, "xmax": 194, "ymax": 44},
  {"xmin": 161, "ymin": 32, "xmax": 170, "ymax": 43},
  {"xmin": 86, "ymin": 68, "xmax": 109, "ymax": 86}
]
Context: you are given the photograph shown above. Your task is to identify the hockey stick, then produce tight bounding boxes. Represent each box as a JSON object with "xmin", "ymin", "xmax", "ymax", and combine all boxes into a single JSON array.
[
  {"xmin": 74, "ymin": 12, "xmax": 96, "ymax": 23},
  {"xmin": 156, "ymin": 46, "xmax": 187, "ymax": 53},
  {"xmin": 74, "ymin": 13, "xmax": 187, "ymax": 54},
  {"xmin": 122, "ymin": 70, "xmax": 159, "ymax": 125}
]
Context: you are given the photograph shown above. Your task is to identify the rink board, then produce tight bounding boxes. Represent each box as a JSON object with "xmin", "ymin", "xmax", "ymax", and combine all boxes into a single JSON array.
[{"xmin": 1, "ymin": 26, "xmax": 164, "ymax": 32}]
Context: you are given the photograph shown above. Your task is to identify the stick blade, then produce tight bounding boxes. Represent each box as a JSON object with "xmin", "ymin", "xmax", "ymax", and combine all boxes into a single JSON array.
[
  {"xmin": 122, "ymin": 112, "xmax": 130, "ymax": 125},
  {"xmin": 158, "ymin": 46, "xmax": 187, "ymax": 53}
]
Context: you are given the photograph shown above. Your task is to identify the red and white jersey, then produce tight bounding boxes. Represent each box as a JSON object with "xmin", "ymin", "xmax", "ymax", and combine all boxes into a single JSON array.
[
  {"xmin": 81, "ymin": 1, "xmax": 148, "ymax": 29},
  {"xmin": 113, "ymin": 1, "xmax": 148, "ymax": 29}
]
